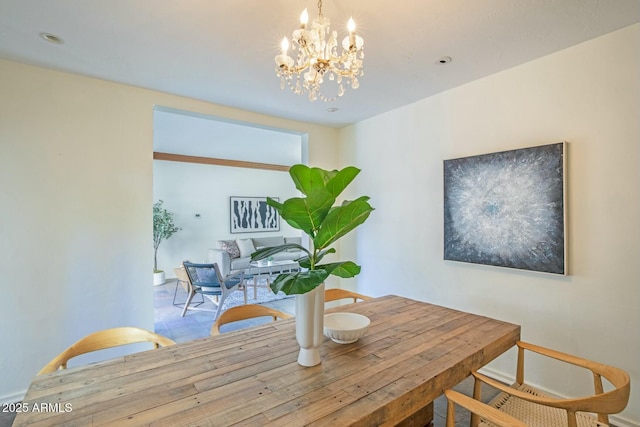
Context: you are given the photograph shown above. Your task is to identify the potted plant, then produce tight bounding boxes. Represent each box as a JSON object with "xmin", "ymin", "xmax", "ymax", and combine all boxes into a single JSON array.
[
  {"xmin": 251, "ymin": 164, "xmax": 374, "ymax": 366},
  {"xmin": 153, "ymin": 200, "xmax": 181, "ymax": 285}
]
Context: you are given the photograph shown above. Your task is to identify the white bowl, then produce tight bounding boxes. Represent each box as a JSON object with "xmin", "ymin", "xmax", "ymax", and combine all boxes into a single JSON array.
[{"xmin": 324, "ymin": 312, "xmax": 370, "ymax": 344}]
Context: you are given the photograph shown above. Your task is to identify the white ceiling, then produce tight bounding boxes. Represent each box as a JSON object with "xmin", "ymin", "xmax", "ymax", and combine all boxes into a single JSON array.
[{"xmin": 1, "ymin": 0, "xmax": 638, "ymax": 128}]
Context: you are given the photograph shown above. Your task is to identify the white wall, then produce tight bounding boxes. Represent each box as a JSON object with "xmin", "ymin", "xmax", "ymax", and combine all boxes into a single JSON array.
[
  {"xmin": 153, "ymin": 161, "xmax": 303, "ymax": 272},
  {"xmin": 339, "ymin": 24, "xmax": 639, "ymax": 425},
  {"xmin": 0, "ymin": 59, "xmax": 339, "ymax": 402},
  {"xmin": 153, "ymin": 108, "xmax": 304, "ymax": 165}
]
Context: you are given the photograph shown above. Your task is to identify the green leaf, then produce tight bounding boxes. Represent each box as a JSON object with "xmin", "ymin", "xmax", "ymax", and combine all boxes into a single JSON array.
[
  {"xmin": 251, "ymin": 244, "xmax": 309, "ymax": 261},
  {"xmin": 341, "ymin": 195, "xmax": 371, "ymax": 206},
  {"xmin": 269, "ymin": 261, "xmax": 361, "ymax": 295},
  {"xmin": 314, "ymin": 199, "xmax": 374, "ymax": 249},
  {"xmin": 290, "ymin": 164, "xmax": 338, "ymax": 196},
  {"xmin": 279, "ymin": 192, "xmax": 334, "ymax": 236},
  {"xmin": 270, "ymin": 270, "xmax": 330, "ymax": 295},
  {"xmin": 318, "ymin": 261, "xmax": 362, "ymax": 278},
  {"xmin": 296, "ymin": 255, "xmax": 311, "ymax": 269},
  {"xmin": 266, "ymin": 197, "xmax": 284, "ymax": 211},
  {"xmin": 296, "ymin": 248, "xmax": 336, "ymax": 269},
  {"xmin": 325, "ymin": 166, "xmax": 360, "ymax": 198},
  {"xmin": 313, "ymin": 248, "xmax": 336, "ymax": 265},
  {"xmin": 289, "ymin": 165, "xmax": 361, "ymax": 200}
]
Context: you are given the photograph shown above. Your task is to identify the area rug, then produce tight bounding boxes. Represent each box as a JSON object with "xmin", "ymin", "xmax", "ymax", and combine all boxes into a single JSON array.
[{"xmin": 213, "ymin": 284, "xmax": 291, "ymax": 311}]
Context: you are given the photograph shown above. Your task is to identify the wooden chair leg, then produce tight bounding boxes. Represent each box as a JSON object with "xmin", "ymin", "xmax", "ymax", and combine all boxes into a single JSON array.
[
  {"xmin": 181, "ymin": 291, "xmax": 195, "ymax": 317},
  {"xmin": 446, "ymin": 399, "xmax": 455, "ymax": 427},
  {"xmin": 172, "ymin": 280, "xmax": 181, "ymax": 305},
  {"xmin": 471, "ymin": 375, "xmax": 483, "ymax": 427},
  {"xmin": 214, "ymin": 293, "xmax": 227, "ymax": 320},
  {"xmin": 173, "ymin": 281, "xmax": 205, "ymax": 308}
]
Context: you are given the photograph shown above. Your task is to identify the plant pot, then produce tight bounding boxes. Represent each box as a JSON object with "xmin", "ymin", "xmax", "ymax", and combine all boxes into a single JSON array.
[
  {"xmin": 153, "ymin": 271, "xmax": 166, "ymax": 286},
  {"xmin": 295, "ymin": 282, "xmax": 325, "ymax": 367}
]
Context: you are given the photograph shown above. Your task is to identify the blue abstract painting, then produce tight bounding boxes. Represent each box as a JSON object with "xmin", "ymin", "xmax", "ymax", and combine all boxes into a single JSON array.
[
  {"xmin": 230, "ymin": 197, "xmax": 280, "ymax": 233},
  {"xmin": 444, "ymin": 142, "xmax": 566, "ymax": 274}
]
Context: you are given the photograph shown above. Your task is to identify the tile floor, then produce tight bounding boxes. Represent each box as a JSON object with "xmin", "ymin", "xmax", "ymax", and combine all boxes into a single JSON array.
[{"xmin": 154, "ymin": 279, "xmax": 298, "ymax": 342}]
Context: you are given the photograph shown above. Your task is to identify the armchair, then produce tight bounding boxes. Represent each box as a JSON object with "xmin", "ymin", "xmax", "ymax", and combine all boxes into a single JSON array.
[
  {"xmin": 182, "ymin": 262, "xmax": 246, "ymax": 320},
  {"xmin": 471, "ymin": 341, "xmax": 630, "ymax": 427}
]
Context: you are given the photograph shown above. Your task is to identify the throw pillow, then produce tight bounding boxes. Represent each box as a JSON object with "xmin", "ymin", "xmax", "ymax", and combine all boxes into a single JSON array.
[
  {"xmin": 196, "ymin": 268, "xmax": 218, "ymax": 284},
  {"xmin": 220, "ymin": 240, "xmax": 240, "ymax": 259},
  {"xmin": 236, "ymin": 238, "xmax": 256, "ymax": 258}
]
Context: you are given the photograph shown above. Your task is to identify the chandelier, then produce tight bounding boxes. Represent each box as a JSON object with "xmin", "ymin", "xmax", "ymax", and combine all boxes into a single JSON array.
[{"xmin": 275, "ymin": 0, "xmax": 364, "ymax": 101}]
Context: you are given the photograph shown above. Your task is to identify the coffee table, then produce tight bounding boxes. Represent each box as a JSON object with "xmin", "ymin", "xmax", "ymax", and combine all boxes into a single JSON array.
[{"xmin": 246, "ymin": 260, "xmax": 299, "ymax": 299}]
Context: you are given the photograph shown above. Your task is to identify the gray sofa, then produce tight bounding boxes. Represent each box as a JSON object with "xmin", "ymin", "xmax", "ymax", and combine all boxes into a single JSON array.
[{"xmin": 207, "ymin": 235, "xmax": 304, "ymax": 277}]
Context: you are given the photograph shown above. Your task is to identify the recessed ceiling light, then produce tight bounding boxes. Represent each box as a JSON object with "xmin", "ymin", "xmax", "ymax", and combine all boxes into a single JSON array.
[
  {"xmin": 39, "ymin": 33, "xmax": 64, "ymax": 44},
  {"xmin": 436, "ymin": 56, "xmax": 452, "ymax": 65},
  {"xmin": 327, "ymin": 107, "xmax": 339, "ymax": 113}
]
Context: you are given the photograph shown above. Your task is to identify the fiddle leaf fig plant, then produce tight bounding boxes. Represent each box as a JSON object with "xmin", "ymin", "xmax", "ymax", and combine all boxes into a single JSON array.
[{"xmin": 251, "ymin": 164, "xmax": 374, "ymax": 295}]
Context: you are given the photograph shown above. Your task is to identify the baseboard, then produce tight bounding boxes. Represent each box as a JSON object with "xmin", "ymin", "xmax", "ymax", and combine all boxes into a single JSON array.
[
  {"xmin": 477, "ymin": 366, "xmax": 513, "ymax": 385},
  {"xmin": 478, "ymin": 367, "xmax": 638, "ymax": 427},
  {"xmin": 0, "ymin": 390, "xmax": 26, "ymax": 405}
]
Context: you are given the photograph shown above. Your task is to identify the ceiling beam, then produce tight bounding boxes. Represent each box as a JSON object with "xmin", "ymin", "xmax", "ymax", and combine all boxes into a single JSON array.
[{"xmin": 153, "ymin": 152, "xmax": 289, "ymax": 172}]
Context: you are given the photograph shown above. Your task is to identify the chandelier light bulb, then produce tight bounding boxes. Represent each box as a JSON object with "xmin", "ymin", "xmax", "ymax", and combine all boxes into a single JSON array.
[
  {"xmin": 281, "ymin": 37, "xmax": 289, "ymax": 54},
  {"xmin": 274, "ymin": 1, "xmax": 365, "ymax": 102},
  {"xmin": 347, "ymin": 17, "xmax": 356, "ymax": 47},
  {"xmin": 347, "ymin": 17, "xmax": 356, "ymax": 33}
]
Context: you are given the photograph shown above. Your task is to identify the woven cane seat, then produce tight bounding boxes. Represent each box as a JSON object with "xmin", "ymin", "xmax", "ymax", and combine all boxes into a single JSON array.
[{"xmin": 479, "ymin": 383, "xmax": 609, "ymax": 427}]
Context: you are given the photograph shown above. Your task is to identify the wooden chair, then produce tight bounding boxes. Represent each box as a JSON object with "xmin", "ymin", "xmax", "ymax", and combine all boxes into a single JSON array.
[
  {"xmin": 470, "ymin": 341, "xmax": 630, "ymax": 427},
  {"xmin": 211, "ymin": 304, "xmax": 292, "ymax": 335},
  {"xmin": 444, "ymin": 389, "xmax": 527, "ymax": 427},
  {"xmin": 182, "ymin": 262, "xmax": 246, "ymax": 319},
  {"xmin": 324, "ymin": 288, "xmax": 371, "ymax": 303},
  {"xmin": 38, "ymin": 327, "xmax": 175, "ymax": 375},
  {"xmin": 173, "ymin": 266, "xmax": 204, "ymax": 309}
]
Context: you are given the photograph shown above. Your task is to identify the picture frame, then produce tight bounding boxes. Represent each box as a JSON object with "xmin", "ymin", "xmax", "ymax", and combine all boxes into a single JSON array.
[
  {"xmin": 443, "ymin": 142, "xmax": 567, "ymax": 275},
  {"xmin": 230, "ymin": 196, "xmax": 280, "ymax": 234}
]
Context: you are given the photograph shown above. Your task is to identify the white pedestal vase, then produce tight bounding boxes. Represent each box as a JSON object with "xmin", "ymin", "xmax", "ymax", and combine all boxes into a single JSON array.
[
  {"xmin": 153, "ymin": 271, "xmax": 166, "ymax": 286},
  {"xmin": 295, "ymin": 282, "xmax": 325, "ymax": 367}
]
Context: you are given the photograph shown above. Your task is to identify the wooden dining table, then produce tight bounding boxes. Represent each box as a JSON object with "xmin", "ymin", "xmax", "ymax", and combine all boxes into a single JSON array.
[{"xmin": 14, "ymin": 295, "xmax": 520, "ymax": 426}]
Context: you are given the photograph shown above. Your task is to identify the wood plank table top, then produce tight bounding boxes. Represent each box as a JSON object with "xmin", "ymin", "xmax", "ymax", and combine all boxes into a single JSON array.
[{"xmin": 14, "ymin": 295, "xmax": 520, "ymax": 426}]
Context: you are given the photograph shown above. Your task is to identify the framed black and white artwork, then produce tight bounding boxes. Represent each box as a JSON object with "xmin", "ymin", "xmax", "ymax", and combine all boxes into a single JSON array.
[
  {"xmin": 443, "ymin": 142, "xmax": 566, "ymax": 275},
  {"xmin": 230, "ymin": 197, "xmax": 280, "ymax": 233}
]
